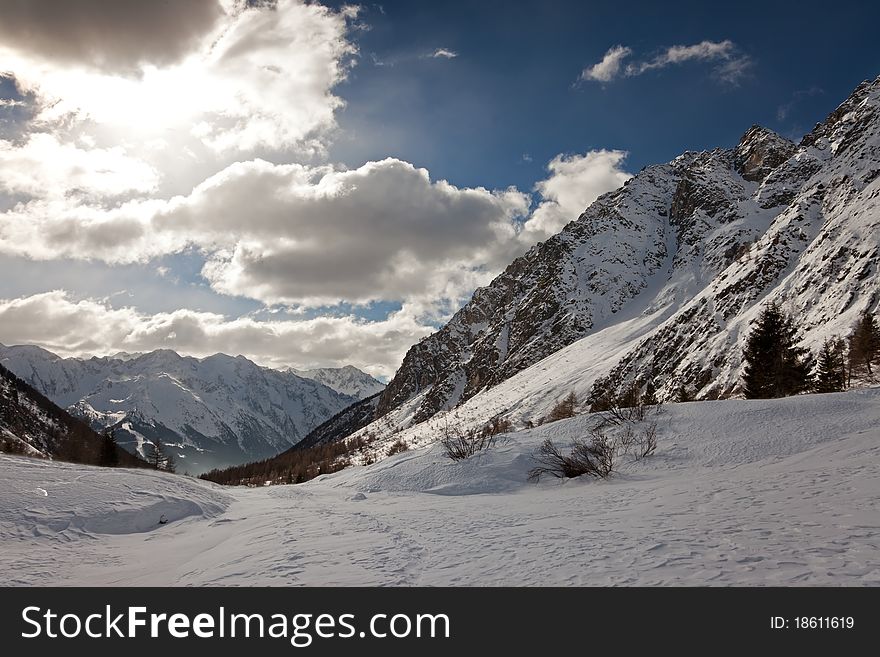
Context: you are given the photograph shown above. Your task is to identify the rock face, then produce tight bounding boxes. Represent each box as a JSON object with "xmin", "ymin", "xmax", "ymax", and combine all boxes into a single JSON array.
[
  {"xmin": 377, "ymin": 76, "xmax": 880, "ymax": 423},
  {"xmin": 0, "ymin": 346, "xmax": 357, "ymax": 473}
]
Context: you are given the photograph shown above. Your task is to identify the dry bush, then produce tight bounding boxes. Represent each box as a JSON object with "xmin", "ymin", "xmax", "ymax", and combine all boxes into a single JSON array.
[
  {"xmin": 387, "ymin": 439, "xmax": 409, "ymax": 457},
  {"xmin": 528, "ymin": 421, "xmax": 659, "ymax": 483},
  {"xmin": 440, "ymin": 414, "xmax": 513, "ymax": 461},
  {"xmin": 528, "ymin": 432, "xmax": 615, "ymax": 482},
  {"xmin": 637, "ymin": 423, "xmax": 657, "ymax": 458},
  {"xmin": 537, "ymin": 391, "xmax": 579, "ymax": 425}
]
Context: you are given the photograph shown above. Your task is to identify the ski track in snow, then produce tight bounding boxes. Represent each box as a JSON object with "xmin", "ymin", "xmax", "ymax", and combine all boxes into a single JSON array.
[{"xmin": 0, "ymin": 389, "xmax": 878, "ymax": 586}]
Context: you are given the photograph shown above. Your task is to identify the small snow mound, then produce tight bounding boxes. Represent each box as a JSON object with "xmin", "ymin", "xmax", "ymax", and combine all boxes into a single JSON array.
[
  {"xmin": 349, "ymin": 492, "xmax": 367, "ymax": 501},
  {"xmin": 0, "ymin": 456, "xmax": 232, "ymax": 542}
]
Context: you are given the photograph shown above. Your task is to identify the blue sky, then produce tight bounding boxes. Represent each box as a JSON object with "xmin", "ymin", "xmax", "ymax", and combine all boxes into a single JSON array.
[
  {"xmin": 327, "ymin": 0, "xmax": 880, "ymax": 189},
  {"xmin": 0, "ymin": 0, "xmax": 878, "ymax": 377}
]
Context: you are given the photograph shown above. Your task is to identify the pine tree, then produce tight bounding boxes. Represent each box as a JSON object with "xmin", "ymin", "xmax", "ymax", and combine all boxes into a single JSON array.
[
  {"xmin": 814, "ymin": 337, "xmax": 847, "ymax": 393},
  {"xmin": 742, "ymin": 303, "xmax": 812, "ymax": 398},
  {"xmin": 147, "ymin": 438, "xmax": 175, "ymax": 472},
  {"xmin": 675, "ymin": 383, "xmax": 694, "ymax": 403},
  {"xmin": 642, "ymin": 380, "xmax": 659, "ymax": 406},
  {"xmin": 847, "ymin": 310, "xmax": 880, "ymax": 380},
  {"xmin": 99, "ymin": 429, "xmax": 119, "ymax": 467}
]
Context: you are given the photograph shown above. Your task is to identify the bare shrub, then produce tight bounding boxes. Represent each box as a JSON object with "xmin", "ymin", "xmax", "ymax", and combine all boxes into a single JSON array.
[
  {"xmin": 528, "ymin": 420, "xmax": 659, "ymax": 483},
  {"xmin": 538, "ymin": 391, "xmax": 578, "ymax": 425},
  {"xmin": 440, "ymin": 414, "xmax": 512, "ymax": 461},
  {"xmin": 485, "ymin": 414, "xmax": 514, "ymax": 435},
  {"xmin": 637, "ymin": 423, "xmax": 658, "ymax": 458},
  {"xmin": 528, "ymin": 432, "xmax": 615, "ymax": 482},
  {"xmin": 441, "ymin": 426, "xmax": 494, "ymax": 461},
  {"xmin": 387, "ymin": 439, "xmax": 409, "ymax": 457}
]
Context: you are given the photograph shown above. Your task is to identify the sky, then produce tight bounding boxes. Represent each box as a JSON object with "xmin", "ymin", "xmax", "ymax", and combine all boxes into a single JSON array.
[{"xmin": 1, "ymin": 0, "xmax": 879, "ymax": 379}]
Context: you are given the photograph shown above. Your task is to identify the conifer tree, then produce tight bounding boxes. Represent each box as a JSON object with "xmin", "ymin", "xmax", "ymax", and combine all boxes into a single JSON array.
[
  {"xmin": 147, "ymin": 438, "xmax": 175, "ymax": 472},
  {"xmin": 642, "ymin": 380, "xmax": 659, "ymax": 406},
  {"xmin": 742, "ymin": 303, "xmax": 812, "ymax": 398},
  {"xmin": 847, "ymin": 310, "xmax": 880, "ymax": 380},
  {"xmin": 99, "ymin": 429, "xmax": 119, "ymax": 467},
  {"xmin": 675, "ymin": 383, "xmax": 694, "ymax": 403},
  {"xmin": 814, "ymin": 337, "xmax": 847, "ymax": 393}
]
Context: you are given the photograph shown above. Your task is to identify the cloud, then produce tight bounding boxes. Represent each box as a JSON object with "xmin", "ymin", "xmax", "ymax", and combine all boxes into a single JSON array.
[
  {"xmin": 580, "ymin": 45, "xmax": 632, "ymax": 83},
  {"xmin": 581, "ymin": 40, "xmax": 751, "ymax": 85},
  {"xmin": 0, "ymin": 0, "xmax": 635, "ymax": 373},
  {"xmin": 777, "ymin": 86, "xmax": 824, "ymax": 121},
  {"xmin": 0, "ymin": 0, "xmax": 224, "ymax": 75},
  {"xmin": 0, "ymin": 148, "xmax": 634, "ymax": 311},
  {"xmin": 0, "ymin": 141, "xmax": 633, "ymax": 309},
  {"xmin": 0, "ymin": 157, "xmax": 530, "ymax": 306},
  {"xmin": 627, "ymin": 40, "xmax": 736, "ymax": 75},
  {"xmin": 0, "ymin": 133, "xmax": 160, "ymax": 200},
  {"xmin": 0, "ymin": 290, "xmax": 431, "ymax": 378},
  {"xmin": 522, "ymin": 150, "xmax": 632, "ymax": 238},
  {"xmin": 0, "ymin": 0, "xmax": 356, "ymax": 154},
  {"xmin": 430, "ymin": 48, "xmax": 458, "ymax": 59}
]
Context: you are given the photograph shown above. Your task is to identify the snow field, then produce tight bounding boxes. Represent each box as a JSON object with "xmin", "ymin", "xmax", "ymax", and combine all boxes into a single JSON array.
[{"xmin": 0, "ymin": 388, "xmax": 877, "ymax": 586}]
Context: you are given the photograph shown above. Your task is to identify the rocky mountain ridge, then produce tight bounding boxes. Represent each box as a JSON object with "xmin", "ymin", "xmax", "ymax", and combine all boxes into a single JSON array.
[{"xmin": 372, "ymin": 76, "xmax": 880, "ymax": 433}]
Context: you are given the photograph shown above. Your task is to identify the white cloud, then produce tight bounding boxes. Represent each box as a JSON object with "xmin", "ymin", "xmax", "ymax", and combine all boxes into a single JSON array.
[
  {"xmin": 430, "ymin": 48, "xmax": 458, "ymax": 59},
  {"xmin": 0, "ymin": 157, "xmax": 530, "ymax": 307},
  {"xmin": 1, "ymin": 0, "xmax": 356, "ymax": 155},
  {"xmin": 0, "ymin": 150, "xmax": 634, "ymax": 311},
  {"xmin": 581, "ymin": 40, "xmax": 750, "ymax": 85},
  {"xmin": 628, "ymin": 40, "xmax": 735, "ymax": 75},
  {"xmin": 522, "ymin": 150, "xmax": 632, "ymax": 238},
  {"xmin": 0, "ymin": 133, "xmax": 159, "ymax": 200},
  {"xmin": 0, "ymin": 290, "xmax": 431, "ymax": 379},
  {"xmin": 580, "ymin": 45, "xmax": 632, "ymax": 83},
  {"xmin": 713, "ymin": 55, "xmax": 753, "ymax": 86}
]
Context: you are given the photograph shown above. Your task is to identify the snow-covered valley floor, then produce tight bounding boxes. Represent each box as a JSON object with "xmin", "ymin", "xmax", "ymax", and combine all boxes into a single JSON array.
[{"xmin": 1, "ymin": 389, "xmax": 879, "ymax": 586}]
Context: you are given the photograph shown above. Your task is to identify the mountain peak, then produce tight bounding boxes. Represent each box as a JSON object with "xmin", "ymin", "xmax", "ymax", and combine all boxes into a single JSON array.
[
  {"xmin": 290, "ymin": 365, "xmax": 385, "ymax": 400},
  {"xmin": 734, "ymin": 125, "xmax": 796, "ymax": 182}
]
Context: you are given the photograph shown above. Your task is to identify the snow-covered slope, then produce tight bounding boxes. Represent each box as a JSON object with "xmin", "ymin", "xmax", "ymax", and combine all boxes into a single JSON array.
[
  {"xmin": 290, "ymin": 365, "xmax": 385, "ymax": 400},
  {"xmin": 0, "ymin": 363, "xmax": 144, "ymax": 466},
  {"xmin": 0, "ymin": 345, "xmax": 357, "ymax": 473},
  {"xmin": 373, "ymin": 77, "xmax": 880, "ymax": 439},
  {"xmin": 1, "ymin": 389, "xmax": 877, "ymax": 585}
]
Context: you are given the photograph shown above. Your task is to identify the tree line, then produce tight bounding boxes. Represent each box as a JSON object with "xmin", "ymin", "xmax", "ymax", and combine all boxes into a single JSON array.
[
  {"xmin": 200, "ymin": 434, "xmax": 372, "ymax": 486},
  {"xmin": 742, "ymin": 304, "xmax": 879, "ymax": 399}
]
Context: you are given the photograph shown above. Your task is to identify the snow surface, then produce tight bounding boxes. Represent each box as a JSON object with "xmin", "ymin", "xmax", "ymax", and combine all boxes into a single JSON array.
[{"xmin": 1, "ymin": 389, "xmax": 878, "ymax": 586}]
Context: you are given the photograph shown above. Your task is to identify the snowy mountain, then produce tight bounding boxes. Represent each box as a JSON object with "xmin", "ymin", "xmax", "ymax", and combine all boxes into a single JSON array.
[
  {"xmin": 289, "ymin": 365, "xmax": 385, "ymax": 400},
  {"xmin": 0, "ymin": 363, "xmax": 143, "ymax": 467},
  {"xmin": 0, "ymin": 345, "xmax": 357, "ymax": 473},
  {"xmin": 361, "ymin": 76, "xmax": 880, "ymax": 446}
]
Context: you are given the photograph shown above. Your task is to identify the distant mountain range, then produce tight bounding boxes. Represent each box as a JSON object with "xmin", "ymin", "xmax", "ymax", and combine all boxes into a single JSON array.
[{"xmin": 0, "ymin": 345, "xmax": 382, "ymax": 474}]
